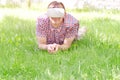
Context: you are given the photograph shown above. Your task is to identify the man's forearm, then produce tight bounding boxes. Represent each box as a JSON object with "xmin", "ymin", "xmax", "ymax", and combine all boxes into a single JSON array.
[
  {"xmin": 38, "ymin": 44, "xmax": 48, "ymax": 50},
  {"xmin": 58, "ymin": 44, "xmax": 70, "ymax": 50}
]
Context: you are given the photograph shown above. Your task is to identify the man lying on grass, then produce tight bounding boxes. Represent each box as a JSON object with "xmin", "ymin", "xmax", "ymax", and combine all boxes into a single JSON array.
[{"xmin": 36, "ymin": 1, "xmax": 86, "ymax": 53}]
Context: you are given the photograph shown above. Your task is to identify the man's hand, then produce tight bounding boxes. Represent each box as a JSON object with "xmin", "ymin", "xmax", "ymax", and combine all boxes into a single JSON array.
[{"xmin": 47, "ymin": 43, "xmax": 59, "ymax": 53}]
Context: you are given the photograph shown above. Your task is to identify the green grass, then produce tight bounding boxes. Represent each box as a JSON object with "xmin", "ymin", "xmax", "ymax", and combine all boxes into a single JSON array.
[{"xmin": 0, "ymin": 8, "xmax": 120, "ymax": 80}]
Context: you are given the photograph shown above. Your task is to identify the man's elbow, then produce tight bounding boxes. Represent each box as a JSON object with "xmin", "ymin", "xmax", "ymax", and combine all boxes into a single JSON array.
[{"xmin": 65, "ymin": 45, "xmax": 71, "ymax": 49}]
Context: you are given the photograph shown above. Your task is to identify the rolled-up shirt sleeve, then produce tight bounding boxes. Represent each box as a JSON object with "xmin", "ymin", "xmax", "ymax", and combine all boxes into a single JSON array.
[
  {"xmin": 36, "ymin": 18, "xmax": 47, "ymax": 37},
  {"xmin": 65, "ymin": 23, "xmax": 79, "ymax": 38}
]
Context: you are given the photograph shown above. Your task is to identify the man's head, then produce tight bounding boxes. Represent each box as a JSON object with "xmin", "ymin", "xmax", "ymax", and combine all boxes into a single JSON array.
[{"xmin": 47, "ymin": 1, "xmax": 66, "ymax": 26}]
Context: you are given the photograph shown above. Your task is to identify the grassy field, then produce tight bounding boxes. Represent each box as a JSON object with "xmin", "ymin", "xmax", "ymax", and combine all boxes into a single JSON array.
[{"xmin": 0, "ymin": 8, "xmax": 120, "ymax": 80}]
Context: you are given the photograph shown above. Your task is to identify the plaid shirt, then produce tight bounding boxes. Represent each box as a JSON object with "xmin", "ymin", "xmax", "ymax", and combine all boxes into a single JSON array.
[{"xmin": 36, "ymin": 13, "xmax": 79, "ymax": 44}]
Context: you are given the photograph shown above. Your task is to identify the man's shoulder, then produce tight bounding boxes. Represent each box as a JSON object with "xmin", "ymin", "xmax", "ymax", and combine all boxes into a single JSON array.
[
  {"xmin": 64, "ymin": 13, "xmax": 79, "ymax": 27},
  {"xmin": 37, "ymin": 13, "xmax": 49, "ymax": 26},
  {"xmin": 37, "ymin": 13, "xmax": 49, "ymax": 22},
  {"xmin": 65, "ymin": 13, "xmax": 79, "ymax": 21}
]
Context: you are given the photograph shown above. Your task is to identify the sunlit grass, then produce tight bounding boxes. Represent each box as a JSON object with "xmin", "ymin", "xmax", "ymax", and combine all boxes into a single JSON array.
[{"xmin": 0, "ymin": 8, "xmax": 120, "ymax": 80}]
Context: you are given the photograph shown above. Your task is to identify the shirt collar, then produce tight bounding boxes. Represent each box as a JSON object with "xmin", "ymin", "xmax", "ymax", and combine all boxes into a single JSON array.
[{"xmin": 49, "ymin": 22, "xmax": 63, "ymax": 32}]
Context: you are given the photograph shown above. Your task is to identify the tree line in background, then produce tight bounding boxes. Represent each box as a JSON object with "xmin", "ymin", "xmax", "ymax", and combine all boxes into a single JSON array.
[
  {"xmin": 0, "ymin": 0, "xmax": 120, "ymax": 10},
  {"xmin": 0, "ymin": 0, "xmax": 33, "ymax": 8}
]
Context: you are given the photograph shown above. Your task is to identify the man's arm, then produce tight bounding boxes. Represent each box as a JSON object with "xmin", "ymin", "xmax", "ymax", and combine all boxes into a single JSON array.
[
  {"xmin": 37, "ymin": 36, "xmax": 56, "ymax": 53},
  {"xmin": 37, "ymin": 36, "xmax": 48, "ymax": 50},
  {"xmin": 58, "ymin": 36, "xmax": 75, "ymax": 50}
]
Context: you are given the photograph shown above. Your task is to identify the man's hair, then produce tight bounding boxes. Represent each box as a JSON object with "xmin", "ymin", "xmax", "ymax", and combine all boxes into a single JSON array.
[{"xmin": 48, "ymin": 1, "xmax": 65, "ymax": 10}]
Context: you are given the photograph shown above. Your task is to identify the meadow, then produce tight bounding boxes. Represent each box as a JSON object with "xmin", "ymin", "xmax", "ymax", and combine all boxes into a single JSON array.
[{"xmin": 0, "ymin": 8, "xmax": 120, "ymax": 80}]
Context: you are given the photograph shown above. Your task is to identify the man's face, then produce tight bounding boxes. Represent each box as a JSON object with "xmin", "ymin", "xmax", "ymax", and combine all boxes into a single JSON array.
[
  {"xmin": 48, "ymin": 4, "xmax": 65, "ymax": 25},
  {"xmin": 50, "ymin": 17, "xmax": 63, "ymax": 25}
]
